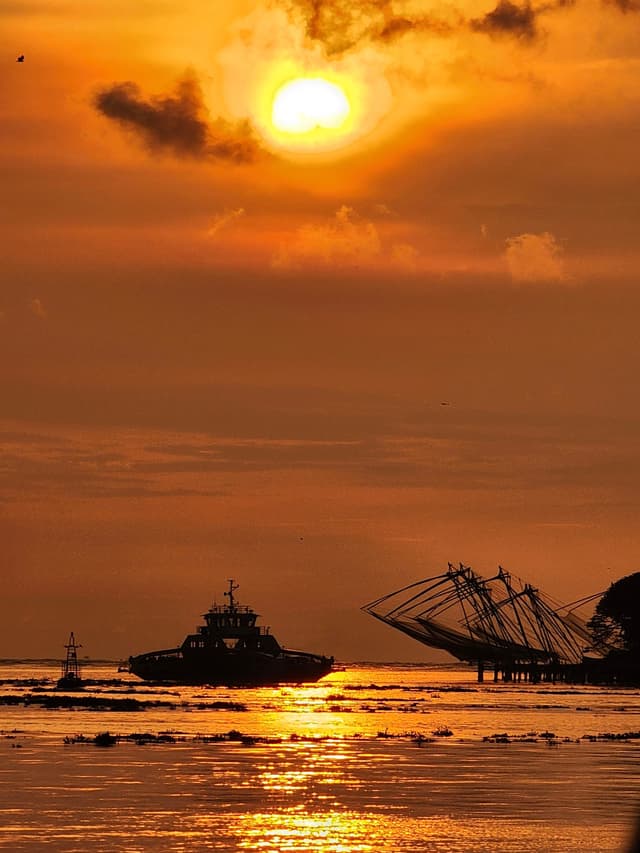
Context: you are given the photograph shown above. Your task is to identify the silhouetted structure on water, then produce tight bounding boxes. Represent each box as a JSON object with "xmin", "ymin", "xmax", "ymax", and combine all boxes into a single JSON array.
[
  {"xmin": 57, "ymin": 632, "xmax": 84, "ymax": 690},
  {"xmin": 129, "ymin": 580, "xmax": 334, "ymax": 686},
  {"xmin": 363, "ymin": 563, "xmax": 621, "ymax": 684}
]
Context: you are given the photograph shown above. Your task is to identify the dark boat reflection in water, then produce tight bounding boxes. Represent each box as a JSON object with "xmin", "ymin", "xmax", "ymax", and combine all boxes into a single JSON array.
[{"xmin": 129, "ymin": 581, "xmax": 334, "ymax": 686}]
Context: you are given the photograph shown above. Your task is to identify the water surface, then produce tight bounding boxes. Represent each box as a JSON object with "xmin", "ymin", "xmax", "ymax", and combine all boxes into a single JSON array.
[{"xmin": 1, "ymin": 662, "xmax": 639, "ymax": 851}]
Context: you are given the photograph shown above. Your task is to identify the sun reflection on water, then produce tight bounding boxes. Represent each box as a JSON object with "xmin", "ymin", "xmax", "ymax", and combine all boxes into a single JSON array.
[
  {"xmin": 250, "ymin": 739, "xmax": 356, "ymax": 805},
  {"xmin": 236, "ymin": 810, "xmax": 376, "ymax": 852}
]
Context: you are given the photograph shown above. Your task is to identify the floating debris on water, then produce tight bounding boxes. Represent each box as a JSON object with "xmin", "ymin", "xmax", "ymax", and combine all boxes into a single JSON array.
[
  {"xmin": 582, "ymin": 730, "xmax": 640, "ymax": 741},
  {"xmin": 1, "ymin": 694, "xmax": 247, "ymax": 712},
  {"xmin": 93, "ymin": 732, "xmax": 117, "ymax": 747}
]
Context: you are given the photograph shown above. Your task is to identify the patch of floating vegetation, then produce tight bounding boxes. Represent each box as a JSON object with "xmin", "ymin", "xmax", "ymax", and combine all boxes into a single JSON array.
[
  {"xmin": 56, "ymin": 724, "xmax": 640, "ymax": 753},
  {"xmin": 0, "ymin": 694, "xmax": 247, "ymax": 711},
  {"xmin": 375, "ymin": 729, "xmax": 437, "ymax": 744},
  {"xmin": 63, "ymin": 729, "xmax": 349, "ymax": 748},
  {"xmin": 432, "ymin": 726, "xmax": 454, "ymax": 737},
  {"xmin": 65, "ymin": 732, "xmax": 180, "ymax": 746},
  {"xmin": 582, "ymin": 731, "xmax": 640, "ymax": 741},
  {"xmin": 94, "ymin": 732, "xmax": 117, "ymax": 747},
  {"xmin": 482, "ymin": 731, "xmax": 565, "ymax": 744},
  {"xmin": 0, "ymin": 678, "xmax": 152, "ymax": 689},
  {"xmin": 478, "ymin": 729, "xmax": 640, "ymax": 745}
]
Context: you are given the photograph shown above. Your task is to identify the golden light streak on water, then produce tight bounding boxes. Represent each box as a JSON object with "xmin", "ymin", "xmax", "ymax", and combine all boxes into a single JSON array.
[{"xmin": 236, "ymin": 811, "xmax": 376, "ymax": 852}]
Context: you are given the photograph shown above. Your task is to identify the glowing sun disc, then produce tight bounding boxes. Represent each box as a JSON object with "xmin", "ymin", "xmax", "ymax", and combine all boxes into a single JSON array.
[{"xmin": 272, "ymin": 78, "xmax": 351, "ymax": 134}]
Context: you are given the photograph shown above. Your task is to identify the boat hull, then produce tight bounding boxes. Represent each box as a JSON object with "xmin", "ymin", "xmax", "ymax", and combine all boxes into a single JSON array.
[{"xmin": 129, "ymin": 647, "xmax": 333, "ymax": 686}]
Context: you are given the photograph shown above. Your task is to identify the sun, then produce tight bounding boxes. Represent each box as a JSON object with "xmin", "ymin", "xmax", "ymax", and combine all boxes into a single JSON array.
[
  {"xmin": 271, "ymin": 77, "xmax": 351, "ymax": 134},
  {"xmin": 265, "ymin": 75, "xmax": 357, "ymax": 154},
  {"xmin": 218, "ymin": 8, "xmax": 394, "ymax": 158}
]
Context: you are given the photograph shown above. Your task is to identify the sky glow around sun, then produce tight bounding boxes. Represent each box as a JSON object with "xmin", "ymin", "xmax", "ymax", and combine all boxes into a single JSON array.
[
  {"xmin": 217, "ymin": 7, "xmax": 393, "ymax": 156},
  {"xmin": 272, "ymin": 78, "xmax": 351, "ymax": 134}
]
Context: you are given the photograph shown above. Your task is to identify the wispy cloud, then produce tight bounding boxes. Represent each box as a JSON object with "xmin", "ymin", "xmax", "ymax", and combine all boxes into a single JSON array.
[
  {"xmin": 284, "ymin": 0, "xmax": 586, "ymax": 52},
  {"xmin": 286, "ymin": 0, "xmax": 456, "ymax": 53},
  {"xmin": 207, "ymin": 207, "xmax": 245, "ymax": 238},
  {"xmin": 272, "ymin": 205, "xmax": 419, "ymax": 272},
  {"xmin": 273, "ymin": 205, "xmax": 380, "ymax": 270},
  {"xmin": 2, "ymin": 418, "xmax": 637, "ymax": 504},
  {"xmin": 505, "ymin": 232, "xmax": 568, "ymax": 283}
]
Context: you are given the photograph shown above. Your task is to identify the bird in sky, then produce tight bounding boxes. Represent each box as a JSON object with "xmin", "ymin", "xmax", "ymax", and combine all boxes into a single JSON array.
[{"xmin": 17, "ymin": 55, "xmax": 24, "ymax": 62}]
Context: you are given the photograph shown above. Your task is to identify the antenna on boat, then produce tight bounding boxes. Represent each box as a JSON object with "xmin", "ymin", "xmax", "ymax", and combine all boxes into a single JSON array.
[{"xmin": 225, "ymin": 579, "xmax": 239, "ymax": 611}]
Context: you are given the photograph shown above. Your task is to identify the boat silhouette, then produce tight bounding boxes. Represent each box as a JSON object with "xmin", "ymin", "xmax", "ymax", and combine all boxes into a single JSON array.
[{"xmin": 128, "ymin": 581, "xmax": 334, "ymax": 686}]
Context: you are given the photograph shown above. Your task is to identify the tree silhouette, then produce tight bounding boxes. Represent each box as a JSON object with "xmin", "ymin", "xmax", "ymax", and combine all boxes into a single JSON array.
[{"xmin": 588, "ymin": 572, "xmax": 640, "ymax": 655}]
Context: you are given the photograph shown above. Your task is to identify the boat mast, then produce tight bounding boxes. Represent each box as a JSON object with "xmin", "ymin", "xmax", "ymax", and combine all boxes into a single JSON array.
[{"xmin": 224, "ymin": 579, "xmax": 239, "ymax": 612}]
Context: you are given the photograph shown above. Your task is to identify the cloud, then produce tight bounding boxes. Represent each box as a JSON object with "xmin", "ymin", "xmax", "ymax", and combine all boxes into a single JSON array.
[
  {"xmin": 272, "ymin": 206, "xmax": 420, "ymax": 272},
  {"xmin": 93, "ymin": 75, "xmax": 262, "ymax": 163},
  {"xmin": 29, "ymin": 298, "xmax": 47, "ymax": 318},
  {"xmin": 505, "ymin": 232, "xmax": 568, "ymax": 282},
  {"xmin": 470, "ymin": 0, "xmax": 538, "ymax": 41},
  {"xmin": 391, "ymin": 242, "xmax": 420, "ymax": 272},
  {"xmin": 288, "ymin": 0, "xmax": 390, "ymax": 54},
  {"xmin": 604, "ymin": 0, "xmax": 640, "ymax": 9},
  {"xmin": 285, "ymin": 0, "xmax": 592, "ymax": 52},
  {"xmin": 287, "ymin": 0, "xmax": 456, "ymax": 52},
  {"xmin": 207, "ymin": 207, "xmax": 245, "ymax": 238},
  {"xmin": 273, "ymin": 205, "xmax": 381, "ymax": 269}
]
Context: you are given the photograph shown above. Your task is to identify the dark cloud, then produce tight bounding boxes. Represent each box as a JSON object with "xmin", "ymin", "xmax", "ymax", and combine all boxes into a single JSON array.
[
  {"xmin": 288, "ymin": 0, "xmax": 589, "ymax": 50},
  {"xmin": 292, "ymin": 0, "xmax": 384, "ymax": 53},
  {"xmin": 604, "ymin": 0, "xmax": 640, "ymax": 10},
  {"xmin": 94, "ymin": 76, "xmax": 262, "ymax": 163},
  {"xmin": 287, "ymin": 0, "xmax": 568, "ymax": 52},
  {"xmin": 377, "ymin": 15, "xmax": 415, "ymax": 41},
  {"xmin": 470, "ymin": 0, "xmax": 538, "ymax": 40},
  {"xmin": 288, "ymin": 0, "xmax": 454, "ymax": 53},
  {"xmin": 378, "ymin": 13, "xmax": 456, "ymax": 41}
]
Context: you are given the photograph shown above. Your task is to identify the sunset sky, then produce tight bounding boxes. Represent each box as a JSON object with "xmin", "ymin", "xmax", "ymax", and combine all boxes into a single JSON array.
[{"xmin": 2, "ymin": 0, "xmax": 640, "ymax": 661}]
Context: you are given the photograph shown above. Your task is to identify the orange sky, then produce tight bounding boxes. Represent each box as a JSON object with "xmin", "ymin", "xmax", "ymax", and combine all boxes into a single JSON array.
[{"xmin": 1, "ymin": 0, "xmax": 640, "ymax": 660}]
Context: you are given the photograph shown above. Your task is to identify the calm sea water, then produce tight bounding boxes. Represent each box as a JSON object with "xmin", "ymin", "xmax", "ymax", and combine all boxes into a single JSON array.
[{"xmin": 1, "ymin": 661, "xmax": 639, "ymax": 852}]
